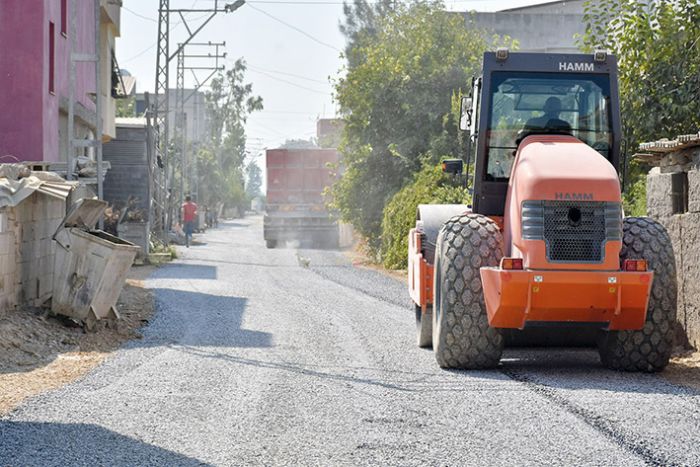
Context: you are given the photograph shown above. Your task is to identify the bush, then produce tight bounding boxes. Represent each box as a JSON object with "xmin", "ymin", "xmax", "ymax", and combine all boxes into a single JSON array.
[
  {"xmin": 380, "ymin": 161, "xmax": 468, "ymax": 269},
  {"xmin": 623, "ymin": 171, "xmax": 647, "ymax": 217}
]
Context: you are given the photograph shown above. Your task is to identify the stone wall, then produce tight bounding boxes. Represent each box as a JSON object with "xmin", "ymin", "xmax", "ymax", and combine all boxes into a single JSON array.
[{"xmin": 645, "ymin": 146, "xmax": 700, "ymax": 348}]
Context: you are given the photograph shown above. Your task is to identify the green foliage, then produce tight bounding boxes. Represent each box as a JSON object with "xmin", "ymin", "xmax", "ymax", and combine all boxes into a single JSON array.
[
  {"xmin": 245, "ymin": 161, "xmax": 263, "ymax": 199},
  {"xmin": 623, "ymin": 164, "xmax": 647, "ymax": 217},
  {"xmin": 381, "ymin": 161, "xmax": 468, "ymax": 269},
  {"xmin": 339, "ymin": 0, "xmax": 397, "ymax": 68},
  {"xmin": 580, "ymin": 0, "xmax": 700, "ymax": 214},
  {"xmin": 115, "ymin": 96, "xmax": 135, "ymax": 118},
  {"xmin": 195, "ymin": 59, "xmax": 263, "ymax": 214},
  {"xmin": 333, "ymin": 2, "xmax": 512, "ymax": 255},
  {"xmin": 280, "ymin": 138, "xmax": 318, "ymax": 149}
]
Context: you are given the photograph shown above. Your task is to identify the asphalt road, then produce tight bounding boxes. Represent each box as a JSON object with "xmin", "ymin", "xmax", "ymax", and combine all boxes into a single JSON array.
[{"xmin": 2, "ymin": 217, "xmax": 700, "ymax": 466}]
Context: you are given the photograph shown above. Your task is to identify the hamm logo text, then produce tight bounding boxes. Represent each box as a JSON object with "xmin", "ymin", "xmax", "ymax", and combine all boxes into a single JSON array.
[{"xmin": 558, "ymin": 62, "xmax": 595, "ymax": 72}]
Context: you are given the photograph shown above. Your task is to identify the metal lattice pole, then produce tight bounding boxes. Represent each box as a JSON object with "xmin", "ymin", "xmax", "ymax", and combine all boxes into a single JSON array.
[
  {"xmin": 175, "ymin": 42, "xmax": 226, "ymax": 210},
  {"xmin": 176, "ymin": 46, "xmax": 186, "ymax": 215},
  {"xmin": 154, "ymin": 0, "xmax": 170, "ymax": 241}
]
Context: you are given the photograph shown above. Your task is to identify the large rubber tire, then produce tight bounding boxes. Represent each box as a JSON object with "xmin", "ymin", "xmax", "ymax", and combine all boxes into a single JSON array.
[
  {"xmin": 432, "ymin": 214, "xmax": 504, "ymax": 369},
  {"xmin": 598, "ymin": 217, "xmax": 677, "ymax": 372},
  {"xmin": 415, "ymin": 304, "xmax": 432, "ymax": 348}
]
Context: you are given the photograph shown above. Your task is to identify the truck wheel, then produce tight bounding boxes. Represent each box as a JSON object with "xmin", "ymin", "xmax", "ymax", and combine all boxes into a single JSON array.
[
  {"xmin": 266, "ymin": 239, "xmax": 277, "ymax": 249},
  {"xmin": 598, "ymin": 217, "xmax": 677, "ymax": 372},
  {"xmin": 415, "ymin": 304, "xmax": 432, "ymax": 348},
  {"xmin": 432, "ymin": 214, "xmax": 504, "ymax": 369}
]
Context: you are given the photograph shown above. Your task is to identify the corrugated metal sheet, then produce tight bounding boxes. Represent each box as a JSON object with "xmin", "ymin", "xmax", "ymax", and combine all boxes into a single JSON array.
[{"xmin": 102, "ymin": 124, "xmax": 151, "ymax": 213}]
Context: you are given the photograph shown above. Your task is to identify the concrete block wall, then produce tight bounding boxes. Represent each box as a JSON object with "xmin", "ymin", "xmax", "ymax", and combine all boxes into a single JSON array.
[
  {"xmin": 646, "ymin": 158, "xmax": 700, "ymax": 348},
  {"xmin": 3, "ymin": 193, "xmax": 66, "ymax": 307},
  {"xmin": 0, "ymin": 229, "xmax": 18, "ymax": 311}
]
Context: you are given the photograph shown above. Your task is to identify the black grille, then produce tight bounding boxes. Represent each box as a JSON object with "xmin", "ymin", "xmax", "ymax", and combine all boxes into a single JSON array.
[{"xmin": 542, "ymin": 201, "xmax": 612, "ymax": 262}]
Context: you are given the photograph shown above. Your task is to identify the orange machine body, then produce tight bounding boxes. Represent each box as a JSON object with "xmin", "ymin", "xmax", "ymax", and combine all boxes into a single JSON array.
[
  {"xmin": 408, "ymin": 135, "xmax": 653, "ymax": 330},
  {"xmin": 487, "ymin": 135, "xmax": 653, "ymax": 329},
  {"xmin": 408, "ymin": 228, "xmax": 434, "ymax": 312}
]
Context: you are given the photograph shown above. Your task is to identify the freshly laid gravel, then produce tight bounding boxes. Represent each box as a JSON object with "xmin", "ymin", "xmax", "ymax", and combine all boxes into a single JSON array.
[{"xmin": 2, "ymin": 217, "xmax": 700, "ymax": 466}]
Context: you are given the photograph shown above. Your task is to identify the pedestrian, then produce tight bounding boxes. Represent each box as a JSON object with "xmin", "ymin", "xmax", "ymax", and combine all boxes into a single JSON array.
[{"xmin": 181, "ymin": 195, "xmax": 198, "ymax": 247}]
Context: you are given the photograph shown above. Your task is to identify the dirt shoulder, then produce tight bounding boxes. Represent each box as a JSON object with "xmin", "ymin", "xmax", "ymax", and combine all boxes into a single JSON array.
[
  {"xmin": 343, "ymin": 245, "xmax": 408, "ymax": 283},
  {"xmin": 0, "ymin": 266, "xmax": 156, "ymax": 415}
]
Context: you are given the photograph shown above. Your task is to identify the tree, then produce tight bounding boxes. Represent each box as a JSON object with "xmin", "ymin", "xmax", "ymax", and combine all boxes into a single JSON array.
[
  {"xmin": 332, "ymin": 1, "xmax": 512, "ymax": 251},
  {"xmin": 245, "ymin": 161, "xmax": 263, "ymax": 199},
  {"xmin": 280, "ymin": 138, "xmax": 318, "ymax": 149},
  {"xmin": 116, "ymin": 96, "xmax": 135, "ymax": 118},
  {"xmin": 196, "ymin": 59, "xmax": 263, "ymax": 214},
  {"xmin": 580, "ymin": 0, "xmax": 700, "ymax": 214},
  {"xmin": 339, "ymin": 0, "xmax": 396, "ymax": 68}
]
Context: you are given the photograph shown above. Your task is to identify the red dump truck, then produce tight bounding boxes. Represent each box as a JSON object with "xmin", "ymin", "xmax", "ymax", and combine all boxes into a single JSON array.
[{"xmin": 264, "ymin": 148, "xmax": 339, "ymax": 249}]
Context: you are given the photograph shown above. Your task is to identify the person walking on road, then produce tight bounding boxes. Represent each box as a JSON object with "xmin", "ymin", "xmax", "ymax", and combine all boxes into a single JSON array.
[{"xmin": 181, "ymin": 196, "xmax": 198, "ymax": 248}]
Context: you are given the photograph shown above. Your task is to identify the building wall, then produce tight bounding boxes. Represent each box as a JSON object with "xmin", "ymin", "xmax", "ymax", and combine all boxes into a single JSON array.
[
  {"xmin": 646, "ymin": 148, "xmax": 700, "ymax": 348},
  {"xmin": 465, "ymin": 1, "xmax": 586, "ymax": 54},
  {"xmin": 467, "ymin": 12, "xmax": 586, "ymax": 53},
  {"xmin": 0, "ymin": 0, "xmax": 118, "ymax": 163},
  {"xmin": 500, "ymin": 0, "xmax": 586, "ymax": 15},
  {"xmin": 317, "ymin": 119, "xmax": 345, "ymax": 149},
  {"xmin": 47, "ymin": 0, "xmax": 97, "ymax": 163},
  {"xmin": 135, "ymin": 89, "xmax": 209, "ymax": 144},
  {"xmin": 99, "ymin": 1, "xmax": 121, "ymax": 140},
  {"xmin": 0, "ymin": 5, "xmax": 46, "ymax": 162}
]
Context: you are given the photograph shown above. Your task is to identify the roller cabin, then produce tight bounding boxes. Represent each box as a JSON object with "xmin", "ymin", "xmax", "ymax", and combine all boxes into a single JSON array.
[{"xmin": 408, "ymin": 51, "xmax": 677, "ymax": 371}]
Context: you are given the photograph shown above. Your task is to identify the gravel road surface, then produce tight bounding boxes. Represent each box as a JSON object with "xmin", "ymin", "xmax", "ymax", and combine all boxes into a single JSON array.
[{"xmin": 2, "ymin": 217, "xmax": 700, "ymax": 466}]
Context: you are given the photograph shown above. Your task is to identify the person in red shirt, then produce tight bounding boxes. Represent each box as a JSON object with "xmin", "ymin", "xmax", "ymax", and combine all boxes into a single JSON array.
[{"xmin": 181, "ymin": 196, "xmax": 198, "ymax": 247}]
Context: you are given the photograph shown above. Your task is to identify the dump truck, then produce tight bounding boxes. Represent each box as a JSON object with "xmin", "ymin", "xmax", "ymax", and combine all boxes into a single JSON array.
[
  {"xmin": 408, "ymin": 50, "xmax": 677, "ymax": 371},
  {"xmin": 264, "ymin": 148, "xmax": 339, "ymax": 249}
]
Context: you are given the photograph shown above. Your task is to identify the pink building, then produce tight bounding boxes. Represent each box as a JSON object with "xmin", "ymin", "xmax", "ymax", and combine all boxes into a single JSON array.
[{"xmin": 0, "ymin": 0, "xmax": 120, "ymax": 163}]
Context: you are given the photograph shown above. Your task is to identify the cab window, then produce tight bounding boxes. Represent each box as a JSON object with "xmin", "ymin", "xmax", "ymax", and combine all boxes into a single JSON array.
[{"xmin": 485, "ymin": 71, "xmax": 613, "ymax": 181}]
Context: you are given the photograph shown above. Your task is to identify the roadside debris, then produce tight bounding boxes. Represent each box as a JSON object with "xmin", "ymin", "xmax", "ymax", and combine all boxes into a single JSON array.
[{"xmin": 296, "ymin": 252, "xmax": 311, "ymax": 268}]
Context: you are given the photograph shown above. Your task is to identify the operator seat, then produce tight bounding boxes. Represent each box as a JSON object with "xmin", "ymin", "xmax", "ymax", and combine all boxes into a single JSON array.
[{"xmin": 516, "ymin": 96, "xmax": 572, "ymax": 145}]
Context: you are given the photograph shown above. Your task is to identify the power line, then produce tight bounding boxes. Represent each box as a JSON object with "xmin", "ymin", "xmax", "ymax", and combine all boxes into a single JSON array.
[
  {"xmin": 247, "ymin": 64, "xmax": 330, "ymax": 85},
  {"xmin": 123, "ymin": 6, "xmax": 159, "ymax": 22},
  {"xmin": 122, "ymin": 10, "xmax": 213, "ymax": 63},
  {"xmin": 247, "ymin": 68, "xmax": 331, "ymax": 95},
  {"xmin": 245, "ymin": 3, "xmax": 342, "ymax": 53}
]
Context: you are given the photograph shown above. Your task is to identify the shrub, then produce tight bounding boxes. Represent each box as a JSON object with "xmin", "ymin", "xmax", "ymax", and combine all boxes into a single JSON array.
[{"xmin": 380, "ymin": 161, "xmax": 468, "ymax": 269}]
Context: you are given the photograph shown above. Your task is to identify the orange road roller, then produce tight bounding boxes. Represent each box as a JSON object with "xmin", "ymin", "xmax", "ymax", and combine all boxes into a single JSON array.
[{"xmin": 408, "ymin": 50, "xmax": 676, "ymax": 371}]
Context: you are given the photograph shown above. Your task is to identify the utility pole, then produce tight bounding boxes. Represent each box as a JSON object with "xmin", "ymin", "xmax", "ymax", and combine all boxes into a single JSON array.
[
  {"xmin": 153, "ymin": 0, "xmax": 245, "ymax": 241},
  {"xmin": 175, "ymin": 41, "xmax": 226, "ymax": 214}
]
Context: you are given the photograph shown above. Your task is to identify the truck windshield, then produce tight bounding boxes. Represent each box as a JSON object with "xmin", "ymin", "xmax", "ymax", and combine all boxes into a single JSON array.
[{"xmin": 485, "ymin": 71, "xmax": 613, "ymax": 180}]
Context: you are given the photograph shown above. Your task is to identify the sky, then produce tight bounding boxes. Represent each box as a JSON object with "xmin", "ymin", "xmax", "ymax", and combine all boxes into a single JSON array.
[{"xmin": 117, "ymin": 0, "xmax": 558, "ymax": 162}]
